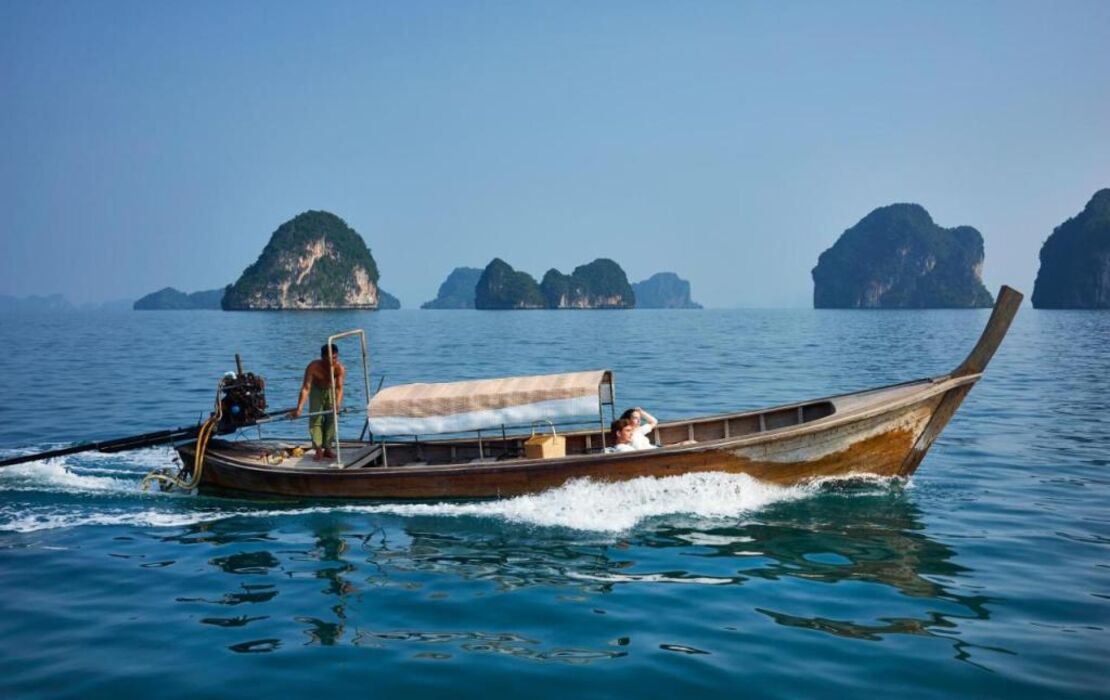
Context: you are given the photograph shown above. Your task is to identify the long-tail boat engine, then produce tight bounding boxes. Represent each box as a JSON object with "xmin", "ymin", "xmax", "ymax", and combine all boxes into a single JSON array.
[
  {"xmin": 140, "ymin": 354, "xmax": 269, "ymax": 491},
  {"xmin": 218, "ymin": 363, "xmax": 268, "ymax": 431}
]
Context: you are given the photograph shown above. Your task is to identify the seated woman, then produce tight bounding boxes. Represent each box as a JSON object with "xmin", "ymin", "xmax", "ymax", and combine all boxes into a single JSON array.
[
  {"xmin": 611, "ymin": 408, "xmax": 694, "ymax": 450},
  {"xmin": 620, "ymin": 406, "xmax": 659, "ymax": 449},
  {"xmin": 607, "ymin": 418, "xmax": 636, "ymax": 453}
]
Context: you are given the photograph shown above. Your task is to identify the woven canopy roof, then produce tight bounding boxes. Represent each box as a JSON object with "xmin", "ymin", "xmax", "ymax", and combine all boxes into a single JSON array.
[{"xmin": 367, "ymin": 370, "xmax": 614, "ymax": 435}]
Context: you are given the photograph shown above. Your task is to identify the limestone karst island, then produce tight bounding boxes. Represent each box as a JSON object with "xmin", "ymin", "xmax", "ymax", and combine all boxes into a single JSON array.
[
  {"xmin": 423, "ymin": 262, "xmax": 701, "ymax": 309},
  {"xmin": 420, "ymin": 267, "xmax": 484, "ymax": 309},
  {"xmin": 632, "ymin": 273, "xmax": 703, "ymax": 309},
  {"xmin": 133, "ymin": 209, "xmax": 703, "ymax": 312},
  {"xmin": 133, "ymin": 211, "xmax": 400, "ymax": 310},
  {"xmin": 134, "ymin": 287, "xmax": 224, "ymax": 310},
  {"xmin": 127, "ymin": 191, "xmax": 1110, "ymax": 313},
  {"xmin": 812, "ymin": 203, "xmax": 994, "ymax": 308},
  {"xmin": 1032, "ymin": 188, "xmax": 1110, "ymax": 309},
  {"xmin": 223, "ymin": 211, "xmax": 384, "ymax": 310}
]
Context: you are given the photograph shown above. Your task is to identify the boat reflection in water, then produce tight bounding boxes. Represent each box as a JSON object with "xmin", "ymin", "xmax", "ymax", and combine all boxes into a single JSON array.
[{"xmin": 158, "ymin": 485, "xmax": 1005, "ymax": 665}]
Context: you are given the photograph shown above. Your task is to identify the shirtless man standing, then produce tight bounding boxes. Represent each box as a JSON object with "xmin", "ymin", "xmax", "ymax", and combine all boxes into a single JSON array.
[{"xmin": 291, "ymin": 344, "xmax": 346, "ymax": 460}]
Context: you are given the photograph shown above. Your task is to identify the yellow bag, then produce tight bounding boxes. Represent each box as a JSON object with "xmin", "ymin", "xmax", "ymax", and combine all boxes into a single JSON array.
[{"xmin": 524, "ymin": 421, "xmax": 566, "ymax": 459}]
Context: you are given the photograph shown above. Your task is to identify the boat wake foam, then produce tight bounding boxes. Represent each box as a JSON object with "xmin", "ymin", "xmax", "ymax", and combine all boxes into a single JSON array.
[
  {"xmin": 0, "ymin": 470, "xmax": 899, "ymax": 534},
  {"xmin": 339, "ymin": 473, "xmax": 822, "ymax": 532},
  {"xmin": 0, "ymin": 507, "xmax": 224, "ymax": 534},
  {"xmin": 0, "ymin": 447, "xmax": 178, "ymax": 496}
]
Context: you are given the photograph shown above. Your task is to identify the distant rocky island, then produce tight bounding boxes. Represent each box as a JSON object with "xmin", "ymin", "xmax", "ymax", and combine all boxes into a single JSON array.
[
  {"xmin": 223, "ymin": 211, "xmax": 384, "ymax": 310},
  {"xmin": 421, "ymin": 267, "xmax": 483, "ymax": 309},
  {"xmin": 0, "ymin": 293, "xmax": 76, "ymax": 312},
  {"xmin": 134, "ymin": 287, "xmax": 223, "ymax": 310},
  {"xmin": 473, "ymin": 258, "xmax": 635, "ymax": 309},
  {"xmin": 1032, "ymin": 189, "xmax": 1110, "ymax": 309},
  {"xmin": 474, "ymin": 259, "xmax": 548, "ymax": 309},
  {"xmin": 0, "ymin": 294, "xmax": 131, "ymax": 312},
  {"xmin": 632, "ymin": 273, "xmax": 702, "ymax": 308},
  {"xmin": 378, "ymin": 289, "xmax": 401, "ymax": 310},
  {"xmin": 133, "ymin": 284, "xmax": 401, "ymax": 310},
  {"xmin": 540, "ymin": 258, "xmax": 635, "ymax": 309},
  {"xmin": 812, "ymin": 203, "xmax": 994, "ymax": 308},
  {"xmin": 425, "ymin": 264, "xmax": 699, "ymax": 309},
  {"xmin": 132, "ymin": 210, "xmax": 401, "ymax": 311},
  {"xmin": 46, "ymin": 190, "xmax": 1110, "ymax": 313}
]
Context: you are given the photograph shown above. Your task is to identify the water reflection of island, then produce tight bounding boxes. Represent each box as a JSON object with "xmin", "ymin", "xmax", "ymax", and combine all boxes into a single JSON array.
[{"xmin": 164, "ymin": 490, "xmax": 1007, "ymax": 664}]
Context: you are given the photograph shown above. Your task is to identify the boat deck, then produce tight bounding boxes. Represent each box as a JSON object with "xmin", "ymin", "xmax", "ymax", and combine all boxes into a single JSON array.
[
  {"xmin": 830, "ymin": 378, "xmax": 940, "ymax": 414},
  {"xmin": 200, "ymin": 377, "xmax": 959, "ymax": 473},
  {"xmin": 204, "ymin": 440, "xmax": 383, "ymax": 470}
]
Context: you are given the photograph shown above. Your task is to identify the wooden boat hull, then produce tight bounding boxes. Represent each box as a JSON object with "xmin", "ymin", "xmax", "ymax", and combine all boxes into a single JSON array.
[
  {"xmin": 179, "ymin": 374, "xmax": 965, "ymax": 499},
  {"xmin": 180, "ymin": 287, "xmax": 1022, "ymax": 500}
]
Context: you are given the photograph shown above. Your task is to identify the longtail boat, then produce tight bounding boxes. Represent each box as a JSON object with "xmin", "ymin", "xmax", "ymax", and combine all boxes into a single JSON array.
[{"xmin": 169, "ymin": 286, "xmax": 1023, "ymax": 499}]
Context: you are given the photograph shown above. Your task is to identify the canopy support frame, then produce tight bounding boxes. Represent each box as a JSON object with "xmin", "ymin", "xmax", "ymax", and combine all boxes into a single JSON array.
[{"xmin": 326, "ymin": 329, "xmax": 371, "ymax": 469}]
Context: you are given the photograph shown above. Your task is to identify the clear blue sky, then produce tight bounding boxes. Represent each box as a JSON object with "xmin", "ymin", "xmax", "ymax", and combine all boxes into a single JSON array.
[{"xmin": 1, "ymin": 1, "xmax": 1107, "ymax": 307}]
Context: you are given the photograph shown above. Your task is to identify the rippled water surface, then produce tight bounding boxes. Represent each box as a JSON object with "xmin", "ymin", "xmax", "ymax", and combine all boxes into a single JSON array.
[{"xmin": 1, "ymin": 308, "xmax": 1107, "ymax": 698}]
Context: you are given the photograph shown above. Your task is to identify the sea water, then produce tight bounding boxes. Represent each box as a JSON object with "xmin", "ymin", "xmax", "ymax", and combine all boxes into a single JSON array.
[{"xmin": 0, "ymin": 308, "xmax": 1106, "ymax": 698}]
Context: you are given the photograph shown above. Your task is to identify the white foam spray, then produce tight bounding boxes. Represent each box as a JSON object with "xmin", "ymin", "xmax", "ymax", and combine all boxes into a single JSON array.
[
  {"xmin": 0, "ymin": 471, "xmax": 897, "ymax": 535},
  {"xmin": 337, "ymin": 472, "xmax": 818, "ymax": 531},
  {"xmin": 0, "ymin": 447, "xmax": 178, "ymax": 496}
]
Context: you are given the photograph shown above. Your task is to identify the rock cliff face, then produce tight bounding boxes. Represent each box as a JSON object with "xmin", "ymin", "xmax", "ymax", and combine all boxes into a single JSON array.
[
  {"xmin": 632, "ymin": 273, "xmax": 702, "ymax": 308},
  {"xmin": 538, "ymin": 269, "xmax": 578, "ymax": 308},
  {"xmin": 812, "ymin": 204, "xmax": 994, "ymax": 308},
  {"xmin": 222, "ymin": 211, "xmax": 380, "ymax": 310},
  {"xmin": 422, "ymin": 267, "xmax": 483, "ymax": 309},
  {"xmin": 474, "ymin": 259, "xmax": 545, "ymax": 309},
  {"xmin": 134, "ymin": 287, "xmax": 223, "ymax": 310},
  {"xmin": 1032, "ymin": 189, "xmax": 1110, "ymax": 309},
  {"xmin": 540, "ymin": 259, "xmax": 634, "ymax": 309},
  {"xmin": 473, "ymin": 258, "xmax": 635, "ymax": 309}
]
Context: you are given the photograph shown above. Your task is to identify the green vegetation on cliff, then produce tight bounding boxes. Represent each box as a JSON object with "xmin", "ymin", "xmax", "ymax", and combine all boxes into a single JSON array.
[
  {"xmin": 812, "ymin": 203, "xmax": 994, "ymax": 308},
  {"xmin": 572, "ymin": 258, "xmax": 634, "ymax": 307},
  {"xmin": 541, "ymin": 259, "xmax": 634, "ymax": 308},
  {"xmin": 223, "ymin": 211, "xmax": 381, "ymax": 310},
  {"xmin": 539, "ymin": 269, "xmax": 577, "ymax": 308},
  {"xmin": 1032, "ymin": 189, "xmax": 1110, "ymax": 309},
  {"xmin": 474, "ymin": 259, "xmax": 545, "ymax": 309},
  {"xmin": 474, "ymin": 258, "xmax": 634, "ymax": 309}
]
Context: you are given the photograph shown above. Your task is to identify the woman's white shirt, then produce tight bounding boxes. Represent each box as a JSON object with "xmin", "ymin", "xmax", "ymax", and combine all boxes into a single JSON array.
[{"xmin": 631, "ymin": 425, "xmax": 657, "ymax": 450}]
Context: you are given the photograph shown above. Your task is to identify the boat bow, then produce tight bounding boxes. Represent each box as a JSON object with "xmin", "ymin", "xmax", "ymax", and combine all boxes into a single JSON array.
[{"xmin": 897, "ymin": 285, "xmax": 1023, "ymax": 475}]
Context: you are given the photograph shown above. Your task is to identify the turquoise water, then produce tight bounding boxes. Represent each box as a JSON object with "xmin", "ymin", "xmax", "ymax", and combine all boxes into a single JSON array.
[{"xmin": 0, "ymin": 308, "xmax": 1106, "ymax": 698}]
